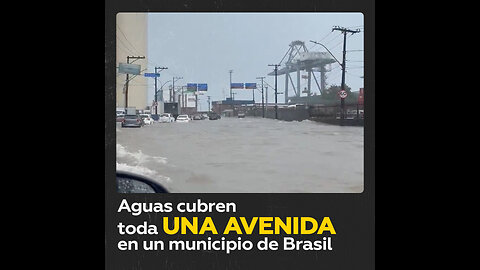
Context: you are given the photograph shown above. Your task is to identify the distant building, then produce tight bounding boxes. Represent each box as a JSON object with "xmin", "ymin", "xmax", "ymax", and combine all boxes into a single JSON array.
[
  {"xmin": 116, "ymin": 13, "xmax": 148, "ymax": 111},
  {"xmin": 212, "ymin": 98, "xmax": 254, "ymax": 116}
]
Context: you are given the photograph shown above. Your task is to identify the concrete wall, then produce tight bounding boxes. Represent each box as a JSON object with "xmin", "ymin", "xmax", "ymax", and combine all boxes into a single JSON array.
[
  {"xmin": 116, "ymin": 13, "xmax": 148, "ymax": 110},
  {"xmin": 246, "ymin": 106, "xmax": 310, "ymax": 121}
]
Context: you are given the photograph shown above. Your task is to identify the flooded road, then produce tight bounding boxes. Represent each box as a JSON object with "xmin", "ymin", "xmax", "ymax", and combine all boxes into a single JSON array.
[{"xmin": 116, "ymin": 117, "xmax": 363, "ymax": 193}]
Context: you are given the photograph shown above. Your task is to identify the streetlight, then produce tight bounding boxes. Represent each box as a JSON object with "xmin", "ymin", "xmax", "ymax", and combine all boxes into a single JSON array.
[
  {"xmin": 229, "ymin": 70, "xmax": 234, "ymax": 113},
  {"xmin": 158, "ymin": 80, "xmax": 171, "ymax": 100},
  {"xmin": 309, "ymin": 40, "xmax": 342, "ymax": 66},
  {"xmin": 268, "ymin": 64, "xmax": 280, "ymax": 119},
  {"xmin": 150, "ymin": 80, "xmax": 172, "ymax": 117},
  {"xmin": 171, "ymin": 77, "xmax": 183, "ymax": 102},
  {"xmin": 256, "ymin": 76, "xmax": 265, "ymax": 118}
]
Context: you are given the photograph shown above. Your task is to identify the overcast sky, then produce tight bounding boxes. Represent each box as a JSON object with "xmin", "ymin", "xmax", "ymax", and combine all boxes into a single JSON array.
[{"xmin": 146, "ymin": 13, "xmax": 363, "ymax": 111}]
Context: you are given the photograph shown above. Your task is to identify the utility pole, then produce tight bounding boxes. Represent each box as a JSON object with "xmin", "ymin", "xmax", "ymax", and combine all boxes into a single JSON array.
[
  {"xmin": 124, "ymin": 56, "xmax": 145, "ymax": 111},
  {"xmin": 257, "ymin": 76, "xmax": 265, "ymax": 118},
  {"xmin": 154, "ymin": 66, "xmax": 168, "ymax": 115},
  {"xmin": 265, "ymin": 86, "xmax": 268, "ymax": 116},
  {"xmin": 181, "ymin": 86, "xmax": 184, "ymax": 114},
  {"xmin": 229, "ymin": 70, "xmax": 233, "ymax": 99},
  {"xmin": 195, "ymin": 89, "xmax": 198, "ymax": 113},
  {"xmin": 268, "ymin": 64, "xmax": 280, "ymax": 119},
  {"xmin": 332, "ymin": 26, "xmax": 360, "ymax": 123},
  {"xmin": 207, "ymin": 95, "xmax": 211, "ymax": 112},
  {"xmin": 229, "ymin": 70, "xmax": 234, "ymax": 114},
  {"xmin": 171, "ymin": 76, "xmax": 183, "ymax": 102},
  {"xmin": 159, "ymin": 80, "xmax": 171, "ymax": 105}
]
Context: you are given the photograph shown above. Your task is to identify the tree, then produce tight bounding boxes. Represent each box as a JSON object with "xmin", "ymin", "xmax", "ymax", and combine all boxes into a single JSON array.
[{"xmin": 322, "ymin": 84, "xmax": 352, "ymax": 100}]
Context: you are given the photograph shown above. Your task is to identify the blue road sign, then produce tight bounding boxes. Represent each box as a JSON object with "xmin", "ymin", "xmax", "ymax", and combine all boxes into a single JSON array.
[
  {"xmin": 245, "ymin": 83, "xmax": 257, "ymax": 89},
  {"xmin": 198, "ymin": 83, "xmax": 208, "ymax": 91},
  {"xmin": 231, "ymin": 83, "xmax": 244, "ymax": 89},
  {"xmin": 144, "ymin": 73, "xmax": 160, "ymax": 77},
  {"xmin": 187, "ymin": 83, "xmax": 197, "ymax": 92}
]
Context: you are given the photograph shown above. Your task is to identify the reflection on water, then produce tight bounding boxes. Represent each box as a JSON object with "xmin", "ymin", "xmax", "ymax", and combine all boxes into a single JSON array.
[{"xmin": 116, "ymin": 118, "xmax": 363, "ymax": 193}]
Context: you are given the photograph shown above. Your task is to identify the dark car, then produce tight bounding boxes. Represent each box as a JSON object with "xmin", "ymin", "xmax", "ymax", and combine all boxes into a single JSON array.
[
  {"xmin": 192, "ymin": 114, "xmax": 203, "ymax": 120},
  {"xmin": 209, "ymin": 113, "xmax": 221, "ymax": 120},
  {"xmin": 121, "ymin": 114, "xmax": 144, "ymax": 127}
]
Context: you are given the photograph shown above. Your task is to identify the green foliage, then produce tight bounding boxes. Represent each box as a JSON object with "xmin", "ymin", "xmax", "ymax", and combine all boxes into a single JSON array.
[
  {"xmin": 322, "ymin": 84, "xmax": 351, "ymax": 99},
  {"xmin": 323, "ymin": 84, "xmax": 359, "ymax": 103}
]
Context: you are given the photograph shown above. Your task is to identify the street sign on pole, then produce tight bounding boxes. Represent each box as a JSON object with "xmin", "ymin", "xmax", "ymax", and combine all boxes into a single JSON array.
[
  {"xmin": 231, "ymin": 83, "xmax": 244, "ymax": 89},
  {"xmin": 144, "ymin": 73, "xmax": 160, "ymax": 77},
  {"xmin": 187, "ymin": 83, "xmax": 197, "ymax": 92},
  {"xmin": 118, "ymin": 62, "xmax": 141, "ymax": 75},
  {"xmin": 338, "ymin": 90, "xmax": 348, "ymax": 99},
  {"xmin": 198, "ymin": 83, "xmax": 208, "ymax": 91}
]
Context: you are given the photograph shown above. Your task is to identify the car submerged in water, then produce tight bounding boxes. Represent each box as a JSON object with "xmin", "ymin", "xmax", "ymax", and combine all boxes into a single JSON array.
[
  {"xmin": 176, "ymin": 114, "xmax": 190, "ymax": 123},
  {"xmin": 116, "ymin": 113, "xmax": 125, "ymax": 123},
  {"xmin": 192, "ymin": 114, "xmax": 204, "ymax": 120},
  {"xmin": 121, "ymin": 114, "xmax": 144, "ymax": 128},
  {"xmin": 139, "ymin": 114, "xmax": 153, "ymax": 125},
  {"xmin": 208, "ymin": 112, "xmax": 221, "ymax": 120},
  {"xmin": 158, "ymin": 113, "xmax": 175, "ymax": 123}
]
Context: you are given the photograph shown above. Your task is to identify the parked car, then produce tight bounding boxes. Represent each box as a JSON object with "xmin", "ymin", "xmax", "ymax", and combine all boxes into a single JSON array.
[
  {"xmin": 159, "ymin": 113, "xmax": 175, "ymax": 123},
  {"xmin": 121, "ymin": 114, "xmax": 144, "ymax": 127},
  {"xmin": 176, "ymin": 114, "xmax": 190, "ymax": 123},
  {"xmin": 209, "ymin": 112, "xmax": 221, "ymax": 120},
  {"xmin": 116, "ymin": 114, "xmax": 125, "ymax": 123},
  {"xmin": 238, "ymin": 113, "xmax": 246, "ymax": 118},
  {"xmin": 139, "ymin": 114, "xmax": 153, "ymax": 125},
  {"xmin": 192, "ymin": 114, "xmax": 203, "ymax": 120}
]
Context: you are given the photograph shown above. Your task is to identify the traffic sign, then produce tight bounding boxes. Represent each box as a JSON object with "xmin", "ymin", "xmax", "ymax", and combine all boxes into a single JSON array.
[
  {"xmin": 231, "ymin": 83, "xmax": 244, "ymax": 89},
  {"xmin": 144, "ymin": 73, "xmax": 160, "ymax": 77},
  {"xmin": 338, "ymin": 90, "xmax": 348, "ymax": 99},
  {"xmin": 187, "ymin": 83, "xmax": 197, "ymax": 92},
  {"xmin": 118, "ymin": 63, "xmax": 141, "ymax": 75}
]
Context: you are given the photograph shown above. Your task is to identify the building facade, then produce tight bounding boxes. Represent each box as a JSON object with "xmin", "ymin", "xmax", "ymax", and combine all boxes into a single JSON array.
[{"xmin": 116, "ymin": 13, "xmax": 148, "ymax": 111}]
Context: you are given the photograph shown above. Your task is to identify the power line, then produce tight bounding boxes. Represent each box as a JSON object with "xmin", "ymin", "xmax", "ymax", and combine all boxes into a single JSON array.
[
  {"xmin": 324, "ymin": 31, "xmax": 342, "ymax": 45},
  {"xmin": 116, "ymin": 37, "xmax": 138, "ymax": 56},
  {"xmin": 330, "ymin": 40, "xmax": 345, "ymax": 50},
  {"xmin": 117, "ymin": 25, "xmax": 143, "ymax": 56},
  {"xmin": 345, "ymin": 25, "xmax": 364, "ymax": 29},
  {"xmin": 309, "ymin": 31, "xmax": 333, "ymax": 50}
]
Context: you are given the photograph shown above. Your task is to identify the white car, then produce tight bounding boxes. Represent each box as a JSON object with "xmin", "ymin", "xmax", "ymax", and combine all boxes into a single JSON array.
[
  {"xmin": 176, "ymin": 115, "xmax": 190, "ymax": 123},
  {"xmin": 158, "ymin": 113, "xmax": 175, "ymax": 123},
  {"xmin": 140, "ymin": 114, "xmax": 153, "ymax": 125}
]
